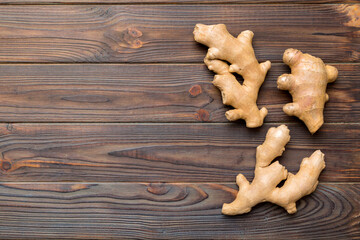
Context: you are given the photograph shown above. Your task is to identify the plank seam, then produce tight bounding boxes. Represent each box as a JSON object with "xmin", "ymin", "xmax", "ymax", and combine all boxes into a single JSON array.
[
  {"xmin": 0, "ymin": 3, "xmax": 347, "ymax": 6},
  {"xmin": 0, "ymin": 181, "xmax": 357, "ymax": 184},
  {"xmin": 1, "ymin": 122, "xmax": 359, "ymax": 125},
  {"xmin": 0, "ymin": 62, "xmax": 358, "ymax": 66}
]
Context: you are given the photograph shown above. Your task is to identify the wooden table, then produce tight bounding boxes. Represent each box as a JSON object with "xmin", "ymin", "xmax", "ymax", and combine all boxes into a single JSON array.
[{"xmin": 0, "ymin": 0, "xmax": 358, "ymax": 239}]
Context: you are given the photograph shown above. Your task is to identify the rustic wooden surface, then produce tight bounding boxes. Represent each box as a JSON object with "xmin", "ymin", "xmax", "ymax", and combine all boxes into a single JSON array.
[
  {"xmin": 0, "ymin": 2, "xmax": 359, "ymax": 239},
  {"xmin": 2, "ymin": 0, "xmax": 359, "ymax": 3},
  {"xmin": 0, "ymin": 183, "xmax": 358, "ymax": 239},
  {"xmin": 0, "ymin": 123, "xmax": 358, "ymax": 182},
  {"xmin": 0, "ymin": 5, "xmax": 358, "ymax": 63},
  {"xmin": 0, "ymin": 63, "xmax": 357, "ymax": 123}
]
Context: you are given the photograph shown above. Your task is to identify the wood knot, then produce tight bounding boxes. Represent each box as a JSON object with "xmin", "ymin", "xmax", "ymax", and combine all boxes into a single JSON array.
[
  {"xmin": 104, "ymin": 26, "xmax": 144, "ymax": 50},
  {"xmin": 1, "ymin": 161, "xmax": 11, "ymax": 171},
  {"xmin": 189, "ymin": 85, "xmax": 202, "ymax": 97},
  {"xmin": 128, "ymin": 27, "xmax": 143, "ymax": 38},
  {"xmin": 6, "ymin": 124, "xmax": 13, "ymax": 132},
  {"xmin": 132, "ymin": 39, "xmax": 143, "ymax": 49},
  {"xmin": 146, "ymin": 183, "xmax": 170, "ymax": 195},
  {"xmin": 195, "ymin": 109, "xmax": 210, "ymax": 122}
]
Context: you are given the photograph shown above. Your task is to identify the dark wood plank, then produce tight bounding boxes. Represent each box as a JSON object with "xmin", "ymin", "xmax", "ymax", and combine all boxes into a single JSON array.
[
  {"xmin": 1, "ymin": 0, "xmax": 358, "ymax": 3},
  {"xmin": 0, "ymin": 182, "xmax": 358, "ymax": 239},
  {"xmin": 0, "ymin": 5, "xmax": 358, "ymax": 63},
  {"xmin": 0, "ymin": 63, "xmax": 357, "ymax": 123},
  {"xmin": 0, "ymin": 123, "xmax": 358, "ymax": 182}
]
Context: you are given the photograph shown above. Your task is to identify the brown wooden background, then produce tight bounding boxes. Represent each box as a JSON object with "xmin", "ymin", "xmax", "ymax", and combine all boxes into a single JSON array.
[{"xmin": 0, "ymin": 1, "xmax": 359, "ymax": 239}]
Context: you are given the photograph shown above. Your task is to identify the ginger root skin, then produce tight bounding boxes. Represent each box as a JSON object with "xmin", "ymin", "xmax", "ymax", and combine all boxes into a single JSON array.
[
  {"xmin": 277, "ymin": 49, "xmax": 338, "ymax": 134},
  {"xmin": 193, "ymin": 24, "xmax": 271, "ymax": 128},
  {"xmin": 222, "ymin": 125, "xmax": 325, "ymax": 215}
]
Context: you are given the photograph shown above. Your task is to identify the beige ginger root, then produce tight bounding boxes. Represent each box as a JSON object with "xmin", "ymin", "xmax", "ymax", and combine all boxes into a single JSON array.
[
  {"xmin": 222, "ymin": 125, "xmax": 325, "ymax": 215},
  {"xmin": 193, "ymin": 24, "xmax": 271, "ymax": 128},
  {"xmin": 277, "ymin": 49, "xmax": 338, "ymax": 134}
]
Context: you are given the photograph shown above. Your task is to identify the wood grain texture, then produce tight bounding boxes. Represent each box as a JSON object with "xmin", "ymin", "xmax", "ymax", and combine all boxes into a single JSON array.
[
  {"xmin": 0, "ymin": 2, "xmax": 357, "ymax": 239},
  {"xmin": 0, "ymin": 182, "xmax": 358, "ymax": 239},
  {"xmin": 0, "ymin": 63, "xmax": 357, "ymax": 123},
  {"xmin": 0, "ymin": 4, "xmax": 358, "ymax": 63},
  {"xmin": 0, "ymin": 123, "xmax": 358, "ymax": 182},
  {"xmin": 1, "ymin": 0, "xmax": 358, "ymax": 4}
]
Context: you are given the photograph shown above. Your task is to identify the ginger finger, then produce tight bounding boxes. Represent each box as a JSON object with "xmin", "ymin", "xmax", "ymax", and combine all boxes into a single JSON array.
[{"xmin": 194, "ymin": 24, "xmax": 270, "ymax": 128}]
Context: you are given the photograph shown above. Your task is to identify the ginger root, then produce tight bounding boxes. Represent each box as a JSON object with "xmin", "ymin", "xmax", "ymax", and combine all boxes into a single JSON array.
[
  {"xmin": 193, "ymin": 24, "xmax": 271, "ymax": 127},
  {"xmin": 277, "ymin": 49, "xmax": 338, "ymax": 134},
  {"xmin": 222, "ymin": 125, "xmax": 325, "ymax": 215}
]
